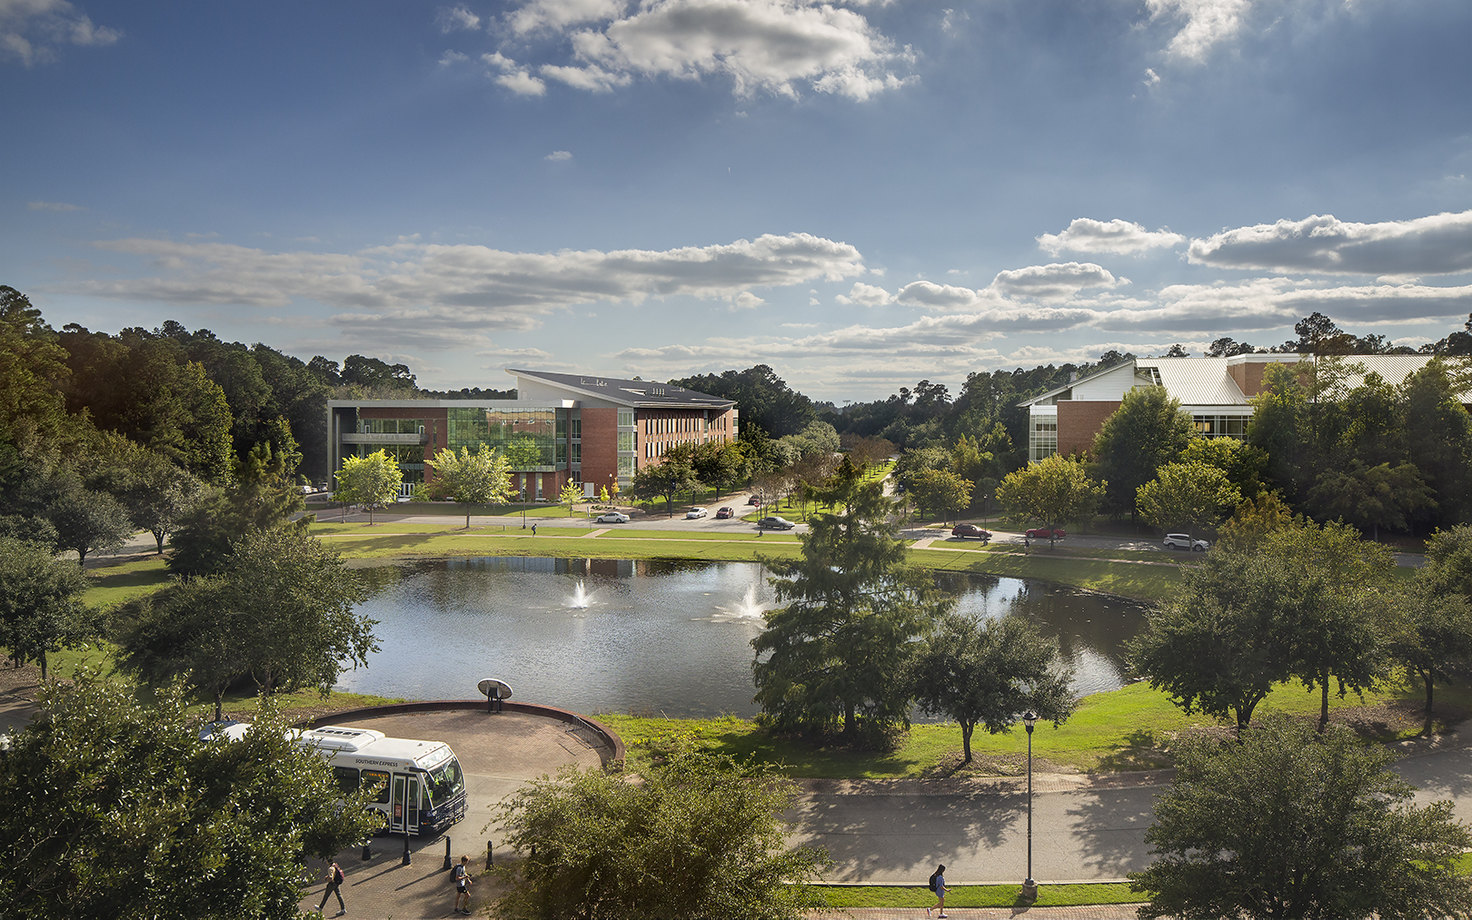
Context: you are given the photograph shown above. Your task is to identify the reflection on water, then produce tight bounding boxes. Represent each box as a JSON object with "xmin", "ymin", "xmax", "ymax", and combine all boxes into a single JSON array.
[{"xmin": 336, "ymin": 558, "xmax": 1147, "ymax": 717}]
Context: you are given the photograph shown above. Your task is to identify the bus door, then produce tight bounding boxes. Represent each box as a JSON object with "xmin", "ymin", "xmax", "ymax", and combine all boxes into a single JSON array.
[{"xmin": 389, "ymin": 773, "xmax": 421, "ymax": 835}]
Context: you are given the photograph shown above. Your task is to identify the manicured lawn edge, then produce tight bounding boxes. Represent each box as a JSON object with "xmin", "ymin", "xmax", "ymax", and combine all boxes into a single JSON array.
[{"xmin": 811, "ymin": 882, "xmax": 1143, "ymax": 908}]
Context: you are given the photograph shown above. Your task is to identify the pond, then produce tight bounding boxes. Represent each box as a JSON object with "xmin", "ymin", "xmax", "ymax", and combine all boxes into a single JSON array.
[{"xmin": 335, "ymin": 557, "xmax": 1149, "ymax": 718}]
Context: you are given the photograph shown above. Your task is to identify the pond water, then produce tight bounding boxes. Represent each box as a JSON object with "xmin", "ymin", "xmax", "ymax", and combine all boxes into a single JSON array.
[{"xmin": 335, "ymin": 557, "xmax": 1148, "ymax": 718}]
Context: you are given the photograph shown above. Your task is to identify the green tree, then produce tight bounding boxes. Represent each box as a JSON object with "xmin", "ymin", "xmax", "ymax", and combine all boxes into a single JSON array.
[
  {"xmin": 333, "ymin": 449, "xmax": 403, "ymax": 524},
  {"xmin": 427, "ymin": 444, "xmax": 513, "ymax": 527},
  {"xmin": 495, "ymin": 752, "xmax": 828, "ymax": 920},
  {"xmin": 670, "ymin": 365, "xmax": 815, "ymax": 437},
  {"xmin": 1090, "ymin": 386, "xmax": 1195, "ymax": 519},
  {"xmin": 115, "ymin": 575, "xmax": 243, "ymax": 720},
  {"xmin": 0, "ymin": 286, "xmax": 72, "ymax": 486},
  {"xmin": 632, "ymin": 456, "xmax": 701, "ymax": 517},
  {"xmin": 0, "ymin": 536, "xmax": 95, "ymax": 680},
  {"xmin": 692, "ymin": 440, "xmax": 746, "ymax": 497},
  {"xmin": 1135, "ymin": 460, "xmax": 1241, "ymax": 538},
  {"xmin": 224, "ymin": 526, "xmax": 376, "ymax": 696},
  {"xmin": 167, "ymin": 472, "xmax": 307, "ymax": 578},
  {"xmin": 0, "ymin": 677, "xmax": 382, "ymax": 920},
  {"xmin": 752, "ymin": 458, "xmax": 947, "ymax": 738},
  {"xmin": 1305, "ymin": 460, "xmax": 1433, "ymax": 539},
  {"xmin": 1392, "ymin": 526, "xmax": 1472, "ymax": 731},
  {"xmin": 1130, "ymin": 714, "xmax": 1472, "ymax": 920},
  {"xmin": 995, "ymin": 454, "xmax": 1104, "ymax": 545},
  {"xmin": 1180, "ymin": 436, "xmax": 1267, "ymax": 501},
  {"xmin": 1399, "ymin": 358, "xmax": 1472, "ymax": 527},
  {"xmin": 909, "ymin": 612, "xmax": 1074, "ymax": 764},
  {"xmin": 906, "ymin": 467, "xmax": 973, "ymax": 523},
  {"xmin": 38, "ymin": 469, "xmax": 133, "ymax": 565}
]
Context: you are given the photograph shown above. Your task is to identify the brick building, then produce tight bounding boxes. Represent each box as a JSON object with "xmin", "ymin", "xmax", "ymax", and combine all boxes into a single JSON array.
[{"xmin": 328, "ymin": 369, "xmax": 737, "ymax": 499}]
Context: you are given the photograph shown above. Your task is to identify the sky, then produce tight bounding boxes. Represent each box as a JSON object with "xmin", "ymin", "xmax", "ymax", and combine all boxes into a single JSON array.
[{"xmin": 3, "ymin": 0, "xmax": 1470, "ymax": 403}]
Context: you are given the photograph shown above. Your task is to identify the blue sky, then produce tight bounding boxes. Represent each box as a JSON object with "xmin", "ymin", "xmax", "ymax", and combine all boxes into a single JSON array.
[{"xmin": 4, "ymin": 0, "xmax": 1470, "ymax": 402}]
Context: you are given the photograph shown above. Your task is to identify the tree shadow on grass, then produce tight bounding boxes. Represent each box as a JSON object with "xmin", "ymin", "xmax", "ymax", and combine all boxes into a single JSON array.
[{"xmin": 1092, "ymin": 729, "xmax": 1174, "ymax": 773}]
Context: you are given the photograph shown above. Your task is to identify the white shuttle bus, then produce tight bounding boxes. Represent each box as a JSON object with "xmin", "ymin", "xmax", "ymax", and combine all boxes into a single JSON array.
[{"xmin": 217, "ymin": 723, "xmax": 468, "ymax": 836}]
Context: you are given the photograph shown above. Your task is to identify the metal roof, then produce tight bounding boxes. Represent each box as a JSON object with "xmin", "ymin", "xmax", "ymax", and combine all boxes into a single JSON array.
[{"xmin": 508, "ymin": 368, "xmax": 735, "ymax": 409}]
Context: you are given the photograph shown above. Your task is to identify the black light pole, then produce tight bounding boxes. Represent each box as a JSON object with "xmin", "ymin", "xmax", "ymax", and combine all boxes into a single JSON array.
[
  {"xmin": 1022, "ymin": 710, "xmax": 1038, "ymax": 899},
  {"xmin": 520, "ymin": 487, "xmax": 527, "ymax": 529}
]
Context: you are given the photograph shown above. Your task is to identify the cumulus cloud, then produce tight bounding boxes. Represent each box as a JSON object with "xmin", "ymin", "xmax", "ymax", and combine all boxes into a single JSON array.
[
  {"xmin": 1, "ymin": 0, "xmax": 120, "ymax": 66},
  {"xmin": 544, "ymin": 149, "xmax": 573, "ymax": 161},
  {"xmin": 1187, "ymin": 210, "xmax": 1472, "ymax": 277},
  {"xmin": 498, "ymin": 68, "xmax": 548, "ymax": 95},
  {"xmin": 477, "ymin": 0, "xmax": 914, "ymax": 101},
  {"xmin": 1037, "ymin": 218, "xmax": 1185, "ymax": 256},
  {"xmin": 990, "ymin": 262, "xmax": 1123, "ymax": 300},
  {"xmin": 436, "ymin": 5, "xmax": 481, "ymax": 33},
  {"xmin": 835, "ymin": 281, "xmax": 893, "ymax": 307},
  {"xmin": 1145, "ymin": 0, "xmax": 1253, "ymax": 63},
  {"xmin": 73, "ymin": 232, "xmax": 868, "ymax": 345}
]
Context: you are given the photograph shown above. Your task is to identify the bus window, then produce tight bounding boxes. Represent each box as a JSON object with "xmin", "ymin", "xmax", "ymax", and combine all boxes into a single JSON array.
[
  {"xmin": 332, "ymin": 766, "xmax": 360, "ymax": 795},
  {"xmin": 362, "ymin": 770, "xmax": 390, "ymax": 805},
  {"xmin": 423, "ymin": 758, "xmax": 464, "ymax": 808}
]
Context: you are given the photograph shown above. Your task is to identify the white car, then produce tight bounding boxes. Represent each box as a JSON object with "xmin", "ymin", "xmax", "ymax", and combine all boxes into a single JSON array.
[
  {"xmin": 595, "ymin": 511, "xmax": 630, "ymax": 524},
  {"xmin": 685, "ymin": 507, "xmax": 708, "ymax": 519},
  {"xmin": 1163, "ymin": 533, "xmax": 1209, "ymax": 552}
]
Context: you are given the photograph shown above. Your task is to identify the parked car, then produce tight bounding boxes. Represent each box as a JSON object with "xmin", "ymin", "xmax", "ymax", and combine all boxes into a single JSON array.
[
  {"xmin": 746, "ymin": 495, "xmax": 763, "ymax": 506},
  {"xmin": 757, "ymin": 515, "xmax": 795, "ymax": 530},
  {"xmin": 685, "ymin": 507, "xmax": 708, "ymax": 519},
  {"xmin": 1163, "ymin": 533, "xmax": 1210, "ymax": 552},
  {"xmin": 715, "ymin": 506, "xmax": 735, "ymax": 519},
  {"xmin": 951, "ymin": 523, "xmax": 991, "ymax": 541},
  {"xmin": 595, "ymin": 511, "xmax": 630, "ymax": 524},
  {"xmin": 1026, "ymin": 526, "xmax": 1066, "ymax": 540}
]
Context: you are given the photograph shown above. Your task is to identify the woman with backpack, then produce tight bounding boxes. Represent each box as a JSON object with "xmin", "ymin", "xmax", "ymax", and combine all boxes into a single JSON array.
[
  {"xmin": 926, "ymin": 863, "xmax": 947, "ymax": 918},
  {"xmin": 318, "ymin": 860, "xmax": 346, "ymax": 916}
]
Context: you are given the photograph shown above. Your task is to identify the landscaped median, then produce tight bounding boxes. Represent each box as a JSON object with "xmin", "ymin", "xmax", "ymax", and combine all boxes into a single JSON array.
[{"xmin": 813, "ymin": 881, "xmax": 1142, "ymax": 909}]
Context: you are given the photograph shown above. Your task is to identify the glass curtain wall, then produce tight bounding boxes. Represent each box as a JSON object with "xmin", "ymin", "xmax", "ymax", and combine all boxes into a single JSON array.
[{"xmin": 446, "ymin": 407, "xmax": 566, "ymax": 472}]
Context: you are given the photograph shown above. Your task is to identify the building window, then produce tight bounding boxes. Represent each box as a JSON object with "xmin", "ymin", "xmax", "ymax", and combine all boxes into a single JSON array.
[{"xmin": 1029, "ymin": 411, "xmax": 1058, "ymax": 463}]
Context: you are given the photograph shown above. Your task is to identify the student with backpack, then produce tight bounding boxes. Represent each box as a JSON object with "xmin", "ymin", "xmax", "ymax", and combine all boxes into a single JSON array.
[
  {"xmin": 926, "ymin": 863, "xmax": 947, "ymax": 918},
  {"xmin": 452, "ymin": 855, "xmax": 473, "ymax": 914},
  {"xmin": 318, "ymin": 860, "xmax": 346, "ymax": 916}
]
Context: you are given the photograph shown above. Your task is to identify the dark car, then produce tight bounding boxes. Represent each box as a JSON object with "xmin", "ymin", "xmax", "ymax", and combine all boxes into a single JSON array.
[
  {"xmin": 715, "ymin": 506, "xmax": 734, "ymax": 519},
  {"xmin": 951, "ymin": 523, "xmax": 991, "ymax": 541},
  {"xmin": 1026, "ymin": 526, "xmax": 1066, "ymax": 540},
  {"xmin": 746, "ymin": 495, "xmax": 763, "ymax": 506},
  {"xmin": 757, "ymin": 515, "xmax": 795, "ymax": 530}
]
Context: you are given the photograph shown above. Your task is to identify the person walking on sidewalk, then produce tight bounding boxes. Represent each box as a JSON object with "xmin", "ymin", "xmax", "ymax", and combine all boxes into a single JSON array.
[
  {"xmin": 318, "ymin": 860, "xmax": 346, "ymax": 916},
  {"xmin": 926, "ymin": 863, "xmax": 947, "ymax": 918},
  {"xmin": 452, "ymin": 855, "xmax": 474, "ymax": 914}
]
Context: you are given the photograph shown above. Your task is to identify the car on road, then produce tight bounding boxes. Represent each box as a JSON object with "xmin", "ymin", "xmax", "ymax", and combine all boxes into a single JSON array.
[
  {"xmin": 715, "ymin": 506, "xmax": 735, "ymax": 519},
  {"xmin": 595, "ymin": 511, "xmax": 630, "ymax": 524},
  {"xmin": 747, "ymin": 495, "xmax": 763, "ymax": 505},
  {"xmin": 951, "ymin": 523, "xmax": 991, "ymax": 541},
  {"xmin": 685, "ymin": 507, "xmax": 708, "ymax": 519},
  {"xmin": 1163, "ymin": 533, "xmax": 1210, "ymax": 552},
  {"xmin": 1026, "ymin": 526, "xmax": 1066, "ymax": 540},
  {"xmin": 757, "ymin": 515, "xmax": 795, "ymax": 530}
]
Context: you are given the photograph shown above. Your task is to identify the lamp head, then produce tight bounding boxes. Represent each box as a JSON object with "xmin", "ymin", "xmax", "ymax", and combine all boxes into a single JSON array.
[{"xmin": 1022, "ymin": 710, "xmax": 1038, "ymax": 733}]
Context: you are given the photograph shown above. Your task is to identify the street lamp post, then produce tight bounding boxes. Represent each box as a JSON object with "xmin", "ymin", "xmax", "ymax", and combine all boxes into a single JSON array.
[
  {"xmin": 520, "ymin": 487, "xmax": 527, "ymax": 529},
  {"xmin": 1022, "ymin": 710, "xmax": 1038, "ymax": 899}
]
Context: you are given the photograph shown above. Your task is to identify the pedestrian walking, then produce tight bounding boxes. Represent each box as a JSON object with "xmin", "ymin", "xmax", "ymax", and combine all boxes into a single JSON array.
[
  {"xmin": 531, "ymin": 523, "xmax": 537, "ymax": 535},
  {"xmin": 926, "ymin": 863, "xmax": 947, "ymax": 918},
  {"xmin": 318, "ymin": 860, "xmax": 346, "ymax": 916},
  {"xmin": 452, "ymin": 855, "xmax": 473, "ymax": 914}
]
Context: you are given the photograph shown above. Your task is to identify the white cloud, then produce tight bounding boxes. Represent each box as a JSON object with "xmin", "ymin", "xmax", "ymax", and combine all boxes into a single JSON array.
[
  {"xmin": 73, "ymin": 232, "xmax": 868, "ymax": 343},
  {"xmin": 438, "ymin": 49, "xmax": 469, "ymax": 67},
  {"xmin": 989, "ymin": 262, "xmax": 1123, "ymax": 300},
  {"xmin": 835, "ymin": 281, "xmax": 893, "ymax": 307},
  {"xmin": 1037, "ymin": 218, "xmax": 1185, "ymax": 256},
  {"xmin": 1187, "ymin": 210, "xmax": 1472, "ymax": 276},
  {"xmin": 545, "ymin": 149, "xmax": 573, "ymax": 161},
  {"xmin": 0, "ymin": 0, "xmax": 119, "ymax": 66},
  {"xmin": 1145, "ymin": 0, "xmax": 1254, "ymax": 63},
  {"xmin": 497, "ymin": 69, "xmax": 548, "ymax": 95},
  {"xmin": 436, "ymin": 6, "xmax": 481, "ymax": 33},
  {"xmin": 27, "ymin": 199, "xmax": 82, "ymax": 212},
  {"xmin": 490, "ymin": 0, "xmax": 914, "ymax": 101},
  {"xmin": 508, "ymin": 0, "xmax": 625, "ymax": 35}
]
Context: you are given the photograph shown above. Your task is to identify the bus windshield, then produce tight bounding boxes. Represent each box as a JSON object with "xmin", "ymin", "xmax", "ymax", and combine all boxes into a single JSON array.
[{"xmin": 423, "ymin": 757, "xmax": 465, "ymax": 808}]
